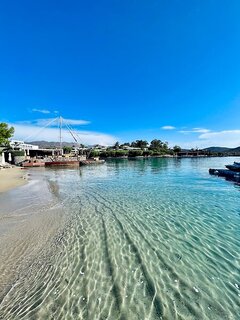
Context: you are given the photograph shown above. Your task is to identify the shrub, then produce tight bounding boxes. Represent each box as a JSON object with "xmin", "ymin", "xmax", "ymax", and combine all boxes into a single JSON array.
[
  {"xmin": 89, "ymin": 150, "xmax": 100, "ymax": 157},
  {"xmin": 115, "ymin": 150, "xmax": 128, "ymax": 157},
  {"xmin": 143, "ymin": 150, "xmax": 153, "ymax": 156},
  {"xmin": 151, "ymin": 149, "xmax": 161, "ymax": 156},
  {"xmin": 11, "ymin": 150, "xmax": 25, "ymax": 157},
  {"xmin": 128, "ymin": 150, "xmax": 143, "ymax": 157}
]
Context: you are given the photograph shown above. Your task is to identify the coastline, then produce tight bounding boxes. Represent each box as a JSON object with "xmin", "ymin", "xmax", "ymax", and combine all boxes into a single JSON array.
[{"xmin": 0, "ymin": 166, "xmax": 28, "ymax": 193}]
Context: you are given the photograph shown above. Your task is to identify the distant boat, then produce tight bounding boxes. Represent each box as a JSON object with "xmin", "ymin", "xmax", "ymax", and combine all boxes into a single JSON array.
[
  {"xmin": 39, "ymin": 116, "xmax": 86, "ymax": 167},
  {"xmin": 21, "ymin": 160, "xmax": 45, "ymax": 167},
  {"xmin": 45, "ymin": 159, "xmax": 80, "ymax": 167},
  {"xmin": 80, "ymin": 158, "xmax": 105, "ymax": 166}
]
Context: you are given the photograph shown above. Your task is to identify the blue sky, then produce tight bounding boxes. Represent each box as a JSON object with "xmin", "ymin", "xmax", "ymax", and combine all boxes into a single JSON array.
[{"xmin": 0, "ymin": 0, "xmax": 240, "ymax": 147}]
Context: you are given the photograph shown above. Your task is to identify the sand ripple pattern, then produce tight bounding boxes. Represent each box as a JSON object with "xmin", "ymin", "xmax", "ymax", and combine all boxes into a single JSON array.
[{"xmin": 0, "ymin": 158, "xmax": 240, "ymax": 319}]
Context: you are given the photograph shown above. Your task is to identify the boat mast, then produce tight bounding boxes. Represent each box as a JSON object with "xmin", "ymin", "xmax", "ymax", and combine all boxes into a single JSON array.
[{"xmin": 59, "ymin": 116, "xmax": 63, "ymax": 151}]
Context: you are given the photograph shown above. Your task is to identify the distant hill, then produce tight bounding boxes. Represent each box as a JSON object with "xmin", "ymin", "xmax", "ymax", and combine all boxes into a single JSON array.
[
  {"xmin": 203, "ymin": 147, "xmax": 231, "ymax": 153},
  {"xmin": 229, "ymin": 146, "xmax": 240, "ymax": 153},
  {"xmin": 203, "ymin": 146, "xmax": 240, "ymax": 155},
  {"xmin": 29, "ymin": 141, "xmax": 79, "ymax": 148}
]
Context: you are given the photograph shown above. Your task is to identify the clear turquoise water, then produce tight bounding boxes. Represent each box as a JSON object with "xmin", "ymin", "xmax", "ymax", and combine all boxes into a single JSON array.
[{"xmin": 0, "ymin": 157, "xmax": 240, "ymax": 319}]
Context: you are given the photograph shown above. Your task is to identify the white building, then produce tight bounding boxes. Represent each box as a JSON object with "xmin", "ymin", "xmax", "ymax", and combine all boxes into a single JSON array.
[
  {"xmin": 93, "ymin": 144, "xmax": 107, "ymax": 150},
  {"xmin": 122, "ymin": 146, "xmax": 141, "ymax": 150},
  {"xmin": 10, "ymin": 140, "xmax": 39, "ymax": 150}
]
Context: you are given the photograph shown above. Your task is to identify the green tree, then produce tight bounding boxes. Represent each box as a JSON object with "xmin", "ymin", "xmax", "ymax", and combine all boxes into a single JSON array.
[
  {"xmin": 63, "ymin": 146, "xmax": 72, "ymax": 154},
  {"xmin": 130, "ymin": 140, "xmax": 148, "ymax": 149},
  {"xmin": 162, "ymin": 142, "xmax": 168, "ymax": 151},
  {"xmin": 120, "ymin": 142, "xmax": 130, "ymax": 148},
  {"xmin": 149, "ymin": 139, "xmax": 163, "ymax": 150},
  {"xmin": 130, "ymin": 141, "xmax": 137, "ymax": 147},
  {"xmin": 173, "ymin": 145, "xmax": 181, "ymax": 153},
  {"xmin": 135, "ymin": 140, "xmax": 148, "ymax": 149},
  {"xmin": 0, "ymin": 123, "xmax": 14, "ymax": 146},
  {"xmin": 114, "ymin": 141, "xmax": 120, "ymax": 149}
]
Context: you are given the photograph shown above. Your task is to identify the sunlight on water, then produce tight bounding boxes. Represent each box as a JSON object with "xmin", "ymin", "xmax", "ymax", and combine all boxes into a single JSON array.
[{"xmin": 0, "ymin": 158, "xmax": 239, "ymax": 319}]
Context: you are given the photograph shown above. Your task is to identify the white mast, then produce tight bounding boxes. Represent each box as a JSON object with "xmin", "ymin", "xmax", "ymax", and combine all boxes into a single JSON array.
[{"xmin": 59, "ymin": 116, "xmax": 63, "ymax": 151}]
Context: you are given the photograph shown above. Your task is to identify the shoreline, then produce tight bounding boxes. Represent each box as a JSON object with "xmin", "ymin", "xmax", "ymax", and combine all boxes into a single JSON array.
[
  {"xmin": 0, "ymin": 170, "xmax": 65, "ymax": 302},
  {"xmin": 0, "ymin": 166, "xmax": 28, "ymax": 193},
  {"xmin": 101, "ymin": 154, "xmax": 238, "ymax": 160}
]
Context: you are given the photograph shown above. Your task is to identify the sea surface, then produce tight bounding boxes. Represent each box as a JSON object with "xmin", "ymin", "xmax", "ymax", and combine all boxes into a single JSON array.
[{"xmin": 0, "ymin": 157, "xmax": 239, "ymax": 319}]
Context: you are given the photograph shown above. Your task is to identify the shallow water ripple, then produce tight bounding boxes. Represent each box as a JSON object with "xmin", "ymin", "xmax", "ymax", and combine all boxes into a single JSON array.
[{"xmin": 0, "ymin": 157, "xmax": 240, "ymax": 319}]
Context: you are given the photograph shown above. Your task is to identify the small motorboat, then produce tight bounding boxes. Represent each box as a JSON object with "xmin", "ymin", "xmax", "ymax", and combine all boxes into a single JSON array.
[
  {"xmin": 209, "ymin": 168, "xmax": 240, "ymax": 182},
  {"xmin": 225, "ymin": 162, "xmax": 240, "ymax": 172},
  {"xmin": 209, "ymin": 160, "xmax": 240, "ymax": 183}
]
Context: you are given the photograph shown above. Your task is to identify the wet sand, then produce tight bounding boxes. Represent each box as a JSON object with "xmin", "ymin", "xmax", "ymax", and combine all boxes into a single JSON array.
[
  {"xmin": 0, "ymin": 167, "xmax": 27, "ymax": 193},
  {"xmin": 0, "ymin": 171, "xmax": 65, "ymax": 305}
]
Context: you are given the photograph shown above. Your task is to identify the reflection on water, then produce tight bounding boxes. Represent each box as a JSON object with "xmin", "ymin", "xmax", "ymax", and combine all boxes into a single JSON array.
[{"xmin": 0, "ymin": 157, "xmax": 240, "ymax": 319}]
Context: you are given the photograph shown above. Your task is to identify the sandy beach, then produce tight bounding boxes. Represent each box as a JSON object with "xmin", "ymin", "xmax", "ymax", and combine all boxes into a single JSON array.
[
  {"xmin": 0, "ymin": 170, "xmax": 65, "ymax": 303},
  {"xmin": 0, "ymin": 167, "xmax": 27, "ymax": 193}
]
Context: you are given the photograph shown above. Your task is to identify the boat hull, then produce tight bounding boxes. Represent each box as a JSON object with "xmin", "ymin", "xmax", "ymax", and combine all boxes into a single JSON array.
[
  {"xmin": 22, "ymin": 162, "xmax": 45, "ymax": 167},
  {"xmin": 209, "ymin": 168, "xmax": 240, "ymax": 182},
  {"xmin": 45, "ymin": 161, "xmax": 79, "ymax": 167},
  {"xmin": 225, "ymin": 165, "xmax": 240, "ymax": 172}
]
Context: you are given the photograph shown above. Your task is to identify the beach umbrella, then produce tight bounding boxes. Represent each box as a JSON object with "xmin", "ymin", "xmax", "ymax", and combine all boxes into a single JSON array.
[{"xmin": 1, "ymin": 152, "xmax": 5, "ymax": 165}]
